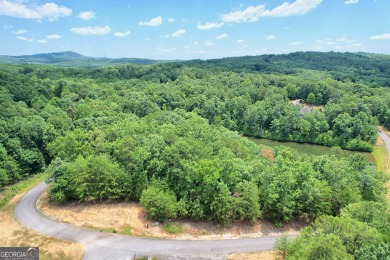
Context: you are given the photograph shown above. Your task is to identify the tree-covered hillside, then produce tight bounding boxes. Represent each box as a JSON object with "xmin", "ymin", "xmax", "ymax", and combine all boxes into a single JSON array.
[
  {"xmin": 185, "ymin": 52, "xmax": 390, "ymax": 87},
  {"xmin": 0, "ymin": 51, "xmax": 168, "ymax": 67},
  {"xmin": 0, "ymin": 52, "xmax": 389, "ymax": 252},
  {"xmin": 2, "ymin": 51, "xmax": 390, "ymax": 87}
]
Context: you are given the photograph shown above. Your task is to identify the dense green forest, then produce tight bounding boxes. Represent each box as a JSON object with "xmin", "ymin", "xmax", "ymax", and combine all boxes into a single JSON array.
[
  {"xmin": 1, "ymin": 51, "xmax": 390, "ymax": 258},
  {"xmin": 185, "ymin": 52, "xmax": 390, "ymax": 88}
]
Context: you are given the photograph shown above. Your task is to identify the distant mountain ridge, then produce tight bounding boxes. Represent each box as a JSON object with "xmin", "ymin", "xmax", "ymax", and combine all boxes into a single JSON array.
[
  {"xmin": 1, "ymin": 51, "xmax": 390, "ymax": 87},
  {"xmin": 0, "ymin": 51, "xmax": 168, "ymax": 67},
  {"xmin": 182, "ymin": 51, "xmax": 390, "ymax": 87},
  {"xmin": 17, "ymin": 51, "xmax": 84, "ymax": 58}
]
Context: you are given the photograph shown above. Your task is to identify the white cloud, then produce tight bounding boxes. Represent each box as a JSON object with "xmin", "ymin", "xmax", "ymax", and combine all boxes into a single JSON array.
[
  {"xmin": 317, "ymin": 37, "xmax": 353, "ymax": 45},
  {"xmin": 237, "ymin": 39, "xmax": 244, "ymax": 43},
  {"xmin": 197, "ymin": 22, "xmax": 224, "ymax": 30},
  {"xmin": 0, "ymin": 0, "xmax": 41, "ymax": 19},
  {"xmin": 70, "ymin": 26, "xmax": 111, "ymax": 36},
  {"xmin": 0, "ymin": 0, "xmax": 72, "ymax": 21},
  {"xmin": 156, "ymin": 47, "xmax": 176, "ymax": 53},
  {"xmin": 38, "ymin": 39, "xmax": 48, "ymax": 43},
  {"xmin": 217, "ymin": 34, "xmax": 228, "ymax": 39},
  {"xmin": 168, "ymin": 18, "xmax": 175, "ymax": 23},
  {"xmin": 336, "ymin": 37, "xmax": 355, "ymax": 43},
  {"xmin": 264, "ymin": 0, "xmax": 323, "ymax": 17},
  {"xmin": 13, "ymin": 29, "xmax": 27, "ymax": 34},
  {"xmin": 336, "ymin": 37, "xmax": 348, "ymax": 42},
  {"xmin": 4, "ymin": 24, "xmax": 12, "ymax": 30},
  {"xmin": 139, "ymin": 16, "xmax": 162, "ymax": 26},
  {"xmin": 17, "ymin": 35, "xmax": 32, "ymax": 42},
  {"xmin": 345, "ymin": 0, "xmax": 359, "ymax": 4},
  {"xmin": 193, "ymin": 50, "xmax": 205, "ymax": 54},
  {"xmin": 222, "ymin": 0, "xmax": 322, "ymax": 23},
  {"xmin": 291, "ymin": 41, "xmax": 302, "ymax": 45},
  {"xmin": 204, "ymin": 40, "xmax": 213, "ymax": 46},
  {"xmin": 222, "ymin": 5, "xmax": 267, "ymax": 23},
  {"xmin": 36, "ymin": 2, "xmax": 72, "ymax": 21},
  {"xmin": 266, "ymin": 34, "xmax": 275, "ymax": 40},
  {"xmin": 47, "ymin": 34, "xmax": 61, "ymax": 40},
  {"xmin": 78, "ymin": 11, "xmax": 95, "ymax": 20},
  {"xmin": 114, "ymin": 30, "xmax": 131, "ymax": 37},
  {"xmin": 370, "ymin": 33, "xmax": 390, "ymax": 40},
  {"xmin": 315, "ymin": 36, "xmax": 364, "ymax": 51},
  {"xmin": 171, "ymin": 29, "xmax": 186, "ymax": 38}
]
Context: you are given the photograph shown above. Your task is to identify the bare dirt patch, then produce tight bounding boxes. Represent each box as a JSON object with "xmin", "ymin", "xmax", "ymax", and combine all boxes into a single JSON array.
[
  {"xmin": 38, "ymin": 191, "xmax": 304, "ymax": 240},
  {"xmin": 260, "ymin": 148, "xmax": 275, "ymax": 161}
]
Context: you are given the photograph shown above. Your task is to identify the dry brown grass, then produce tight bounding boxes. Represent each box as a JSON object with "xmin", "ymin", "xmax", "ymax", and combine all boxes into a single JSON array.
[
  {"xmin": 39, "ymin": 191, "xmax": 304, "ymax": 240},
  {"xmin": 226, "ymin": 251, "xmax": 276, "ymax": 260},
  {"xmin": 0, "ymin": 186, "xmax": 84, "ymax": 260}
]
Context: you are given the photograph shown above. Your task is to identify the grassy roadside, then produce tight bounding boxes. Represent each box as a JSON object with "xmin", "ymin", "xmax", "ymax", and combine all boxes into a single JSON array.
[
  {"xmin": 373, "ymin": 129, "xmax": 390, "ymax": 201},
  {"xmin": 0, "ymin": 173, "xmax": 84, "ymax": 260},
  {"xmin": 0, "ymin": 172, "xmax": 48, "ymax": 209},
  {"xmin": 372, "ymin": 137, "xmax": 390, "ymax": 175}
]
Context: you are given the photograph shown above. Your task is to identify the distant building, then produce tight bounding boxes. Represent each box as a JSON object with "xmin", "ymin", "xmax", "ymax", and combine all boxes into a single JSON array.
[
  {"xmin": 289, "ymin": 99, "xmax": 314, "ymax": 115},
  {"xmin": 300, "ymin": 105, "xmax": 313, "ymax": 114}
]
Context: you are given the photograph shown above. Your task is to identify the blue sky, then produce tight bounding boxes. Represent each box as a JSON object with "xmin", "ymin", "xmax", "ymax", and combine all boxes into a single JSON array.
[{"xmin": 1, "ymin": 0, "xmax": 389, "ymax": 59}]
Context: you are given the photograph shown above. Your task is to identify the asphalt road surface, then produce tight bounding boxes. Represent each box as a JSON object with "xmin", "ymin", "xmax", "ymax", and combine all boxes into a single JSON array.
[
  {"xmin": 15, "ymin": 182, "xmax": 284, "ymax": 260},
  {"xmin": 379, "ymin": 130, "xmax": 390, "ymax": 157}
]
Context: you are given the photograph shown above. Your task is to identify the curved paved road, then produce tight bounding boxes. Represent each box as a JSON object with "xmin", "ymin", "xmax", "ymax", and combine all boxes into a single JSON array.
[
  {"xmin": 15, "ymin": 131, "xmax": 390, "ymax": 259},
  {"xmin": 15, "ymin": 182, "xmax": 284, "ymax": 260}
]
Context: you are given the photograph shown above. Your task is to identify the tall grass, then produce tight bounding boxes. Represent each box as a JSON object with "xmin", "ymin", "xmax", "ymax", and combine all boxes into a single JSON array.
[{"xmin": 0, "ymin": 172, "xmax": 48, "ymax": 209}]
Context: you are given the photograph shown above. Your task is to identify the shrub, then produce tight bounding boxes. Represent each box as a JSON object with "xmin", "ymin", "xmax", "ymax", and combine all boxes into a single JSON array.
[{"xmin": 140, "ymin": 186, "xmax": 178, "ymax": 222}]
